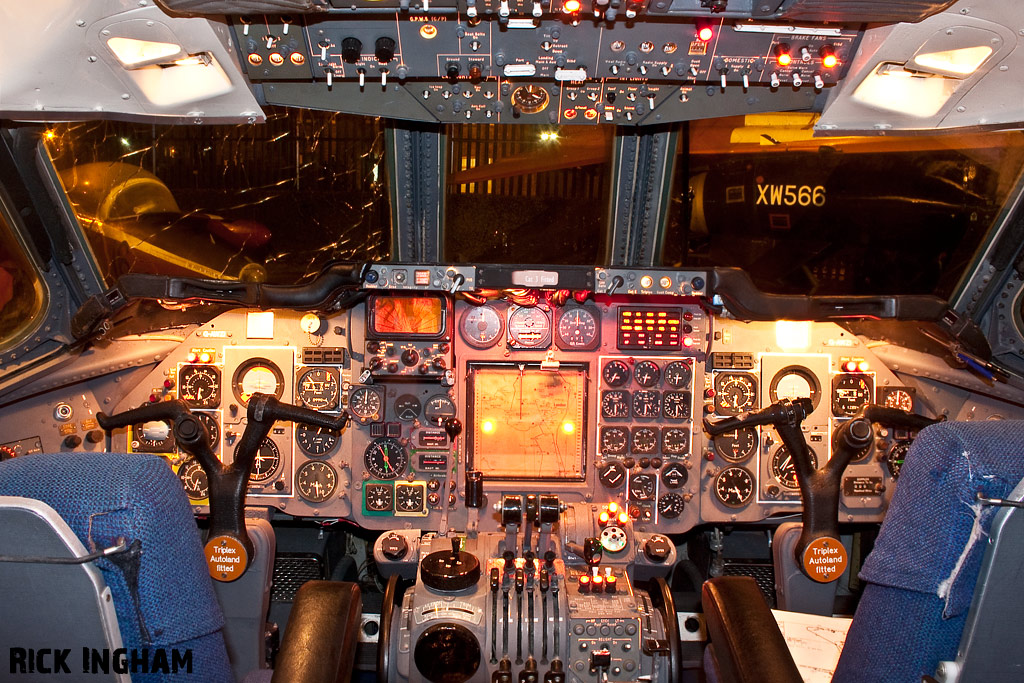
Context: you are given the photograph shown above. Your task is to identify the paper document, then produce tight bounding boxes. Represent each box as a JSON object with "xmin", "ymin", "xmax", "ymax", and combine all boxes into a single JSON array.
[{"xmin": 771, "ymin": 609, "xmax": 853, "ymax": 683}]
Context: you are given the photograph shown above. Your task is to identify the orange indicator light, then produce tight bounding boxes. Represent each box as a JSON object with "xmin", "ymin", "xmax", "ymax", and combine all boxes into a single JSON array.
[
  {"xmin": 289, "ymin": 52, "xmax": 305, "ymax": 65},
  {"xmin": 584, "ymin": 109, "xmax": 598, "ymax": 121},
  {"xmin": 778, "ymin": 52, "xmax": 792, "ymax": 66},
  {"xmin": 562, "ymin": 421, "xmax": 575, "ymax": 434},
  {"xmin": 857, "ymin": 361, "xmax": 870, "ymax": 372},
  {"xmin": 563, "ymin": 108, "xmax": 578, "ymax": 119},
  {"xmin": 599, "ymin": 511, "xmax": 610, "ymax": 525},
  {"xmin": 823, "ymin": 54, "xmax": 838, "ymax": 68},
  {"xmin": 617, "ymin": 512, "xmax": 629, "ymax": 525},
  {"xmin": 420, "ymin": 24, "xmax": 438, "ymax": 39},
  {"xmin": 608, "ymin": 502, "xmax": 619, "ymax": 514},
  {"xmin": 482, "ymin": 420, "xmax": 495, "ymax": 433},
  {"xmin": 697, "ymin": 26, "xmax": 714, "ymax": 42},
  {"xmin": 563, "ymin": 0, "xmax": 581, "ymax": 12}
]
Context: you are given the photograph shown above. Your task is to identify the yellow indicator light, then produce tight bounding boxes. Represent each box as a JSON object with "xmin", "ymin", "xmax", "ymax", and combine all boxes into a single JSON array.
[
  {"xmin": 617, "ymin": 512, "xmax": 629, "ymax": 525},
  {"xmin": 608, "ymin": 502, "xmax": 619, "ymax": 514},
  {"xmin": 640, "ymin": 275, "xmax": 654, "ymax": 288},
  {"xmin": 44, "ymin": 130, "xmax": 56, "ymax": 140},
  {"xmin": 481, "ymin": 420, "xmax": 495, "ymax": 434},
  {"xmin": 419, "ymin": 24, "xmax": 438, "ymax": 40},
  {"xmin": 857, "ymin": 361, "xmax": 870, "ymax": 372},
  {"xmin": 562, "ymin": 421, "xmax": 575, "ymax": 434}
]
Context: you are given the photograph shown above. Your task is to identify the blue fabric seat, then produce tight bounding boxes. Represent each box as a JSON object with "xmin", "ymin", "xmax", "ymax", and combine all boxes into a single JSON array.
[
  {"xmin": 833, "ymin": 420, "xmax": 1024, "ymax": 683},
  {"xmin": 0, "ymin": 452, "xmax": 233, "ymax": 683}
]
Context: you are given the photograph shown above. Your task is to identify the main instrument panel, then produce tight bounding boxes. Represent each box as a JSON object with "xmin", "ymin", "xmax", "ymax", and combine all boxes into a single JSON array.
[{"xmin": 9, "ymin": 272, "xmax": 929, "ymax": 536}]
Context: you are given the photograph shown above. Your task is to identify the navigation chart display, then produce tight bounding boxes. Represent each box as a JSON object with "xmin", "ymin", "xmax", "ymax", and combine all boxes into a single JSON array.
[{"xmin": 469, "ymin": 363, "xmax": 586, "ymax": 480}]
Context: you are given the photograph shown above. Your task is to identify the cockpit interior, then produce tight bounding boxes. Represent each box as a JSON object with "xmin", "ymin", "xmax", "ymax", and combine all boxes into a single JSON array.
[{"xmin": 4, "ymin": 1, "xmax": 1024, "ymax": 681}]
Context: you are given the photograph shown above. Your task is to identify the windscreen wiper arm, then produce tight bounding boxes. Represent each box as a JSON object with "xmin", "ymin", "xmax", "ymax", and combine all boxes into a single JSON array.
[{"xmin": 71, "ymin": 262, "xmax": 367, "ymax": 340}]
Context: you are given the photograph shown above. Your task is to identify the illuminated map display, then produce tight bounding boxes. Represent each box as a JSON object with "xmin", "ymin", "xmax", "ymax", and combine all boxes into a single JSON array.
[
  {"xmin": 470, "ymin": 364, "xmax": 586, "ymax": 480},
  {"xmin": 369, "ymin": 296, "xmax": 445, "ymax": 337}
]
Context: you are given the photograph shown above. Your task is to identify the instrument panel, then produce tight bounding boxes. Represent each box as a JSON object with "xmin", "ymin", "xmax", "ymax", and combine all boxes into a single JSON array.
[{"xmin": 2, "ymin": 288, "xmax": 930, "ymax": 535}]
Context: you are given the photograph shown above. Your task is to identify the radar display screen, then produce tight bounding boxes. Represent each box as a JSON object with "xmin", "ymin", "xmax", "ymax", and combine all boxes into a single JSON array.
[
  {"xmin": 617, "ymin": 308, "xmax": 682, "ymax": 350},
  {"xmin": 469, "ymin": 363, "xmax": 586, "ymax": 480},
  {"xmin": 369, "ymin": 296, "xmax": 446, "ymax": 338}
]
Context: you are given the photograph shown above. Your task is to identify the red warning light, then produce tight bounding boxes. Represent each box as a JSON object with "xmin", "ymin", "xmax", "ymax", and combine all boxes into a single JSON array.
[
  {"xmin": 843, "ymin": 360, "xmax": 861, "ymax": 373},
  {"xmin": 820, "ymin": 45, "xmax": 839, "ymax": 69},
  {"xmin": 775, "ymin": 43, "xmax": 792, "ymax": 66},
  {"xmin": 563, "ymin": 0, "xmax": 581, "ymax": 12},
  {"xmin": 697, "ymin": 25, "xmax": 714, "ymax": 42},
  {"xmin": 563, "ymin": 108, "xmax": 578, "ymax": 120}
]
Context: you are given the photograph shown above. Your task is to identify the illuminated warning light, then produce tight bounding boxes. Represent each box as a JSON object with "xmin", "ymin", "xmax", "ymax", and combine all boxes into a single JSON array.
[
  {"xmin": 562, "ymin": 421, "xmax": 575, "ymax": 434},
  {"xmin": 247, "ymin": 53, "xmax": 263, "ymax": 66},
  {"xmin": 563, "ymin": 0, "xmax": 581, "ymax": 13},
  {"xmin": 605, "ymin": 574, "xmax": 617, "ymax": 592},
  {"xmin": 683, "ymin": 337, "xmax": 696, "ymax": 348},
  {"xmin": 617, "ymin": 512, "xmax": 629, "ymax": 525},
  {"xmin": 857, "ymin": 360, "xmax": 870, "ymax": 372},
  {"xmin": 563, "ymin": 108, "xmax": 578, "ymax": 119},
  {"xmin": 187, "ymin": 351, "xmax": 198, "ymax": 363},
  {"xmin": 199, "ymin": 352, "xmax": 212, "ymax": 364},
  {"xmin": 584, "ymin": 109, "xmax": 598, "ymax": 121},
  {"xmin": 659, "ymin": 276, "xmax": 672, "ymax": 289},
  {"xmin": 578, "ymin": 574, "xmax": 591, "ymax": 592},
  {"xmin": 696, "ymin": 22, "xmax": 714, "ymax": 42},
  {"xmin": 289, "ymin": 52, "xmax": 305, "ymax": 65},
  {"xmin": 820, "ymin": 45, "xmax": 838, "ymax": 68},
  {"xmin": 639, "ymin": 275, "xmax": 653, "ymax": 288},
  {"xmin": 608, "ymin": 501, "xmax": 619, "ymax": 514},
  {"xmin": 268, "ymin": 52, "xmax": 284, "ymax": 66},
  {"xmin": 591, "ymin": 574, "xmax": 604, "ymax": 592},
  {"xmin": 481, "ymin": 420, "xmax": 495, "ymax": 434},
  {"xmin": 775, "ymin": 43, "xmax": 792, "ymax": 66},
  {"xmin": 599, "ymin": 511, "xmax": 610, "ymax": 526},
  {"xmin": 419, "ymin": 24, "xmax": 438, "ymax": 39}
]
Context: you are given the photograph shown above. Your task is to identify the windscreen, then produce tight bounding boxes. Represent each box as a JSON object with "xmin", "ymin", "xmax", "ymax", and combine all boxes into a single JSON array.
[
  {"xmin": 469, "ymin": 363, "xmax": 586, "ymax": 480},
  {"xmin": 664, "ymin": 113, "xmax": 1024, "ymax": 296},
  {"xmin": 43, "ymin": 107, "xmax": 390, "ymax": 285}
]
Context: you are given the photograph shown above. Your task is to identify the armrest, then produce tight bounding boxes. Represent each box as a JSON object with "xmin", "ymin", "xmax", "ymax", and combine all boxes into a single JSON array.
[
  {"xmin": 702, "ymin": 576, "xmax": 802, "ymax": 683},
  {"xmin": 272, "ymin": 580, "xmax": 362, "ymax": 683}
]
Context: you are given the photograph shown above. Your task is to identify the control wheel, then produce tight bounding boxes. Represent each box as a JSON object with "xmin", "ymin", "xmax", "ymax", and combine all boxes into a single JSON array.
[
  {"xmin": 648, "ymin": 577, "xmax": 682, "ymax": 683},
  {"xmin": 377, "ymin": 574, "xmax": 408, "ymax": 683}
]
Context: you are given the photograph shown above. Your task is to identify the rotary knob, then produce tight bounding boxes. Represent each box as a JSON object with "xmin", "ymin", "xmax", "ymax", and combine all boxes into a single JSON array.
[
  {"xmin": 381, "ymin": 533, "xmax": 409, "ymax": 561},
  {"xmin": 643, "ymin": 534, "xmax": 673, "ymax": 563},
  {"xmin": 420, "ymin": 537, "xmax": 481, "ymax": 592}
]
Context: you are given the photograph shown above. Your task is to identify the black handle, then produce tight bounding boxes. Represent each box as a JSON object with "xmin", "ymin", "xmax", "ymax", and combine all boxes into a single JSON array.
[{"xmin": 703, "ymin": 398, "xmax": 814, "ymax": 436}]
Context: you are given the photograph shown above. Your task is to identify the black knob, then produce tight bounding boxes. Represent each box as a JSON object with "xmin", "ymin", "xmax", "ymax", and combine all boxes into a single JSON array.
[
  {"xmin": 583, "ymin": 537, "xmax": 602, "ymax": 566},
  {"xmin": 401, "ymin": 348, "xmax": 419, "ymax": 366},
  {"xmin": 443, "ymin": 418, "xmax": 463, "ymax": 440},
  {"xmin": 374, "ymin": 36, "xmax": 396, "ymax": 63},
  {"xmin": 381, "ymin": 532, "xmax": 409, "ymax": 561},
  {"xmin": 369, "ymin": 357, "xmax": 383, "ymax": 370},
  {"xmin": 644, "ymin": 535, "xmax": 673, "ymax": 563},
  {"xmin": 63, "ymin": 434, "xmax": 82, "ymax": 449},
  {"xmin": 503, "ymin": 549, "xmax": 516, "ymax": 569},
  {"xmin": 544, "ymin": 550, "xmax": 556, "ymax": 568},
  {"xmin": 85, "ymin": 429, "xmax": 105, "ymax": 444},
  {"xmin": 446, "ymin": 62, "xmax": 461, "ymax": 80},
  {"xmin": 341, "ymin": 36, "xmax": 362, "ymax": 63}
]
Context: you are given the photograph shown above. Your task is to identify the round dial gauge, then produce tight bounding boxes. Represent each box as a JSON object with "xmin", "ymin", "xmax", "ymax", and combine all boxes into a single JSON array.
[
  {"xmin": 661, "ymin": 462, "xmax": 688, "ymax": 489},
  {"xmin": 424, "ymin": 395, "xmax": 456, "ymax": 426},
  {"xmin": 633, "ymin": 361, "xmax": 661, "ymax": 388},
  {"xmin": 243, "ymin": 438, "xmax": 281, "ymax": 483},
  {"xmin": 887, "ymin": 441, "xmax": 911, "ymax": 480},
  {"xmin": 771, "ymin": 445, "xmax": 818, "ymax": 489},
  {"xmin": 179, "ymin": 365, "xmax": 221, "ymax": 408},
  {"xmin": 664, "ymin": 361, "xmax": 692, "ymax": 388},
  {"xmin": 511, "ymin": 85, "xmax": 550, "ymax": 114},
  {"xmin": 297, "ymin": 367, "xmax": 339, "ymax": 410},
  {"xmin": 602, "ymin": 360, "xmax": 630, "ymax": 387},
  {"xmin": 394, "ymin": 394, "xmax": 422, "ymax": 422},
  {"xmin": 364, "ymin": 483, "xmax": 394, "ymax": 512},
  {"xmin": 507, "ymin": 306, "xmax": 551, "ymax": 348},
  {"xmin": 658, "ymin": 493, "xmax": 686, "ymax": 519},
  {"xmin": 882, "ymin": 388, "xmax": 914, "ymax": 412},
  {"xmin": 296, "ymin": 461, "xmax": 338, "ymax": 503},
  {"xmin": 349, "ymin": 387, "xmax": 383, "ymax": 422},
  {"xmin": 396, "ymin": 484, "xmax": 425, "ymax": 513},
  {"xmin": 598, "ymin": 461, "xmax": 627, "ymax": 489},
  {"xmin": 600, "ymin": 427, "xmax": 628, "ymax": 455},
  {"xmin": 195, "ymin": 413, "xmax": 220, "ymax": 451},
  {"xmin": 232, "ymin": 359, "xmax": 284, "ymax": 406},
  {"xmin": 555, "ymin": 307, "xmax": 599, "ymax": 350},
  {"xmin": 662, "ymin": 391, "xmax": 691, "ymax": 420},
  {"xmin": 631, "ymin": 390, "xmax": 661, "ymax": 418},
  {"xmin": 461, "ymin": 305, "xmax": 504, "ymax": 349},
  {"xmin": 770, "ymin": 366, "xmax": 820, "ymax": 410},
  {"xmin": 178, "ymin": 458, "xmax": 209, "ymax": 500},
  {"xmin": 832, "ymin": 374, "xmax": 874, "ymax": 417},
  {"xmin": 601, "ymin": 390, "xmax": 630, "ymax": 419},
  {"xmin": 714, "ymin": 373, "xmax": 758, "ymax": 416},
  {"xmin": 713, "ymin": 428, "xmax": 757, "ymax": 463},
  {"xmin": 296, "ymin": 423, "xmax": 340, "ymax": 456},
  {"xmin": 662, "ymin": 428, "xmax": 689, "ymax": 455},
  {"xmin": 629, "ymin": 472, "xmax": 657, "ymax": 501},
  {"xmin": 364, "ymin": 437, "xmax": 408, "ymax": 480},
  {"xmin": 630, "ymin": 427, "xmax": 659, "ymax": 454},
  {"xmin": 714, "ymin": 467, "xmax": 754, "ymax": 508}
]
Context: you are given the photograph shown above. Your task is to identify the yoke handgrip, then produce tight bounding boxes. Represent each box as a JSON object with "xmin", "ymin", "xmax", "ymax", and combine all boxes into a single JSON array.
[{"xmin": 703, "ymin": 398, "xmax": 814, "ymax": 436}]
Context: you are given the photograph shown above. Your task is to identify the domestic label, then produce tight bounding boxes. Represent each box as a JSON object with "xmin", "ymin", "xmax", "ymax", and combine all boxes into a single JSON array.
[
  {"xmin": 205, "ymin": 535, "xmax": 248, "ymax": 582},
  {"xmin": 801, "ymin": 537, "xmax": 847, "ymax": 583}
]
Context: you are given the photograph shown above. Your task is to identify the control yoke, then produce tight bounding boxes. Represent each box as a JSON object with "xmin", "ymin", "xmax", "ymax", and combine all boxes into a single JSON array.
[
  {"xmin": 98, "ymin": 393, "xmax": 348, "ymax": 580},
  {"xmin": 705, "ymin": 399, "xmax": 938, "ymax": 580}
]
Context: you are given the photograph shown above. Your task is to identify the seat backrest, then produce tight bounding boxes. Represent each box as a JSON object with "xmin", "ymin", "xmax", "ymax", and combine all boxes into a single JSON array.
[
  {"xmin": 0, "ymin": 452, "xmax": 234, "ymax": 683},
  {"xmin": 833, "ymin": 421, "xmax": 1024, "ymax": 683}
]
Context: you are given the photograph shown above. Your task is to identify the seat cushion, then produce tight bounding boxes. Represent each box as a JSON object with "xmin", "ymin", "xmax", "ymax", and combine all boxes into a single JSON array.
[{"xmin": 0, "ymin": 452, "xmax": 232, "ymax": 682}]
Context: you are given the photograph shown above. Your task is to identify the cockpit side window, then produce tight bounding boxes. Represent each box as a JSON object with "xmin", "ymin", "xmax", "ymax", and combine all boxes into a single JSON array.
[
  {"xmin": 664, "ymin": 114, "xmax": 1024, "ymax": 297},
  {"xmin": 42, "ymin": 108, "xmax": 390, "ymax": 285},
  {"xmin": 0, "ymin": 202, "xmax": 46, "ymax": 351}
]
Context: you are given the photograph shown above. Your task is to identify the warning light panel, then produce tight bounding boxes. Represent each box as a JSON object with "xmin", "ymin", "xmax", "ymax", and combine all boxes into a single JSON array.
[
  {"xmin": 775, "ymin": 43, "xmax": 792, "ymax": 66},
  {"xmin": 617, "ymin": 308, "xmax": 683, "ymax": 351}
]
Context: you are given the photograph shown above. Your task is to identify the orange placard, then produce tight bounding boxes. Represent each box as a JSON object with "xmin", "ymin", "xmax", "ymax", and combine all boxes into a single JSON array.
[
  {"xmin": 205, "ymin": 535, "xmax": 249, "ymax": 582},
  {"xmin": 801, "ymin": 537, "xmax": 848, "ymax": 583}
]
